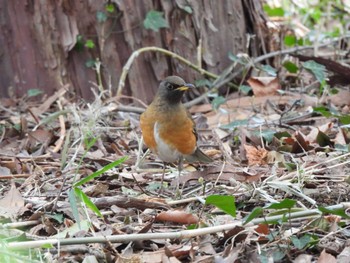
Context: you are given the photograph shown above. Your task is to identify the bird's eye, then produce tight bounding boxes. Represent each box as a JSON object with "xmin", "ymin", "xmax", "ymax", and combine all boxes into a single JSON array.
[{"xmin": 166, "ymin": 82, "xmax": 174, "ymax": 90}]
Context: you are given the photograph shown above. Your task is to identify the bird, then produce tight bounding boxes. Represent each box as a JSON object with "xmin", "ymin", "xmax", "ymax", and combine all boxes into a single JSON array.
[{"xmin": 140, "ymin": 76, "xmax": 212, "ymax": 188}]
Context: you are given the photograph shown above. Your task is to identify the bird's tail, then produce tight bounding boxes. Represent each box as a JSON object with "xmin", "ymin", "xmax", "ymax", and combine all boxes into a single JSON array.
[{"xmin": 185, "ymin": 148, "xmax": 213, "ymax": 163}]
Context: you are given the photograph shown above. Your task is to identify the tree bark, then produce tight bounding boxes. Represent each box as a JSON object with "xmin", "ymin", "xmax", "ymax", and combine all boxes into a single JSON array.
[{"xmin": 0, "ymin": 0, "xmax": 269, "ymax": 104}]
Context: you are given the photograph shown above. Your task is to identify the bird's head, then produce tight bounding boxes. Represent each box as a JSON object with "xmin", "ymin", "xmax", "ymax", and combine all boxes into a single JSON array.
[{"xmin": 157, "ymin": 76, "xmax": 195, "ymax": 104}]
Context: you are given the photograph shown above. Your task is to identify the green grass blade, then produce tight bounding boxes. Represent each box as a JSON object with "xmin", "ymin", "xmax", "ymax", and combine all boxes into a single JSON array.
[
  {"xmin": 68, "ymin": 189, "xmax": 81, "ymax": 229},
  {"xmin": 74, "ymin": 156, "xmax": 128, "ymax": 187},
  {"xmin": 74, "ymin": 187, "xmax": 102, "ymax": 217}
]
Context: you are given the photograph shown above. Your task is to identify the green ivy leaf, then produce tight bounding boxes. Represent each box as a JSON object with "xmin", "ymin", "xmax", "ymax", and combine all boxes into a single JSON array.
[
  {"xmin": 211, "ymin": 96, "xmax": 226, "ymax": 110},
  {"xmin": 252, "ymin": 130, "xmax": 276, "ymax": 143},
  {"xmin": 205, "ymin": 195, "xmax": 236, "ymax": 217},
  {"xmin": 27, "ymin": 89, "xmax": 43, "ymax": 97},
  {"xmin": 339, "ymin": 115, "xmax": 350, "ymax": 125},
  {"xmin": 334, "ymin": 144, "xmax": 350, "ymax": 152},
  {"xmin": 318, "ymin": 206, "xmax": 350, "ymax": 219},
  {"xmin": 75, "ymin": 35, "xmax": 84, "ymax": 51},
  {"xmin": 105, "ymin": 4, "xmax": 115, "ymax": 13},
  {"xmin": 329, "ymin": 88, "xmax": 339, "ymax": 95},
  {"xmin": 184, "ymin": 6, "xmax": 192, "ymax": 13},
  {"xmin": 283, "ymin": 61, "xmax": 299, "ymax": 73},
  {"xmin": 260, "ymin": 65, "xmax": 277, "ymax": 76},
  {"xmin": 85, "ymin": 59, "xmax": 96, "ymax": 68},
  {"xmin": 313, "ymin": 106, "xmax": 333, "ymax": 118},
  {"xmin": 195, "ymin": 79, "xmax": 212, "ymax": 88},
  {"xmin": 263, "ymin": 5, "xmax": 285, "ymax": 17},
  {"xmin": 316, "ymin": 130, "xmax": 332, "ymax": 147},
  {"xmin": 291, "ymin": 235, "xmax": 311, "ymax": 249},
  {"xmin": 274, "ymin": 131, "xmax": 291, "ymax": 139},
  {"xmin": 239, "ymin": 85, "xmax": 252, "ymax": 95},
  {"xmin": 302, "ymin": 60, "xmax": 327, "ymax": 83},
  {"xmin": 284, "ymin": 35, "xmax": 297, "ymax": 46},
  {"xmin": 228, "ymin": 52, "xmax": 246, "ymax": 65},
  {"xmin": 143, "ymin": 10, "xmax": 169, "ymax": 32},
  {"xmin": 243, "ymin": 207, "xmax": 263, "ymax": 225},
  {"xmin": 96, "ymin": 11, "xmax": 108, "ymax": 22},
  {"xmin": 46, "ymin": 213, "xmax": 64, "ymax": 223},
  {"xmin": 267, "ymin": 199, "xmax": 297, "ymax": 210},
  {"xmin": 85, "ymin": 39, "xmax": 95, "ymax": 49}
]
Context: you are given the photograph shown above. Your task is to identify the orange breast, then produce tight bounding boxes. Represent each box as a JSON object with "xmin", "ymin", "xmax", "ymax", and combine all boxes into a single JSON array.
[
  {"xmin": 140, "ymin": 104, "xmax": 196, "ymax": 157},
  {"xmin": 158, "ymin": 114, "xmax": 196, "ymax": 155}
]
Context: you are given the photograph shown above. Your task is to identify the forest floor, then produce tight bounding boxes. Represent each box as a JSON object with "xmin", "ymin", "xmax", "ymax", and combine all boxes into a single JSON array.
[{"xmin": 1, "ymin": 54, "xmax": 350, "ymax": 263}]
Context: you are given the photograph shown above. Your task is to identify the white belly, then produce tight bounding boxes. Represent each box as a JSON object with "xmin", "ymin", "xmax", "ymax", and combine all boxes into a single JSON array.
[{"xmin": 154, "ymin": 122, "xmax": 181, "ymax": 162}]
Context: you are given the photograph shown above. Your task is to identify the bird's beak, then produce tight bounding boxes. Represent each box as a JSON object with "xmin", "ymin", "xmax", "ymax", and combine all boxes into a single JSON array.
[{"xmin": 177, "ymin": 83, "xmax": 195, "ymax": 91}]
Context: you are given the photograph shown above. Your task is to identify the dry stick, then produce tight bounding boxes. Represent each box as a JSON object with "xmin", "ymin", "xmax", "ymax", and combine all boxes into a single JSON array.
[
  {"xmin": 116, "ymin": 46, "xmax": 218, "ymax": 97},
  {"xmin": 210, "ymin": 35, "xmax": 350, "ymax": 95},
  {"xmin": 0, "ymin": 174, "xmax": 33, "ymax": 179},
  {"xmin": 279, "ymin": 152, "xmax": 350, "ymax": 181},
  {"xmin": 51, "ymin": 100, "xmax": 66, "ymax": 153},
  {"xmin": 8, "ymin": 203, "xmax": 350, "ymax": 249},
  {"xmin": 0, "ymin": 220, "xmax": 40, "ymax": 229}
]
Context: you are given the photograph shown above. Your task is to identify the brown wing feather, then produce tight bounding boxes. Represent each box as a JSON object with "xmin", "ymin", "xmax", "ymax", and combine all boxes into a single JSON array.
[{"xmin": 140, "ymin": 106, "xmax": 157, "ymax": 152}]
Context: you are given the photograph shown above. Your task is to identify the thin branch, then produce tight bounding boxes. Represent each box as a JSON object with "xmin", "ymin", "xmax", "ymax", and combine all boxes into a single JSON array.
[
  {"xmin": 116, "ymin": 46, "xmax": 219, "ymax": 96},
  {"xmin": 8, "ymin": 203, "xmax": 350, "ymax": 249}
]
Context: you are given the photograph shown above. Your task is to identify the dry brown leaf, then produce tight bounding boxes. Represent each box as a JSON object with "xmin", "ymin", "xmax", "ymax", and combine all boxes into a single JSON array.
[
  {"xmin": 0, "ymin": 181, "xmax": 25, "ymax": 219},
  {"xmin": 156, "ymin": 210, "xmax": 199, "ymax": 225},
  {"xmin": 30, "ymin": 86, "xmax": 68, "ymax": 116},
  {"xmin": 334, "ymin": 128, "xmax": 347, "ymax": 145},
  {"xmin": 247, "ymin": 77, "xmax": 280, "ymax": 97},
  {"xmin": 28, "ymin": 129, "xmax": 53, "ymax": 145},
  {"xmin": 317, "ymin": 249, "xmax": 336, "ymax": 263},
  {"xmin": 244, "ymin": 145, "xmax": 269, "ymax": 166},
  {"xmin": 84, "ymin": 182, "xmax": 109, "ymax": 197},
  {"xmin": 294, "ymin": 254, "xmax": 312, "ymax": 263},
  {"xmin": 292, "ymin": 131, "xmax": 310, "ymax": 153},
  {"xmin": 337, "ymin": 247, "xmax": 350, "ymax": 263},
  {"xmin": 267, "ymin": 151, "xmax": 285, "ymax": 164},
  {"xmin": 324, "ymin": 90, "xmax": 350, "ymax": 106},
  {"xmin": 255, "ymin": 223, "xmax": 270, "ymax": 235}
]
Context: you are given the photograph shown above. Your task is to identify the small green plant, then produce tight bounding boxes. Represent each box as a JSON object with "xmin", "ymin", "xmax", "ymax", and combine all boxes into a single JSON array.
[
  {"xmin": 68, "ymin": 135, "xmax": 127, "ymax": 228},
  {"xmin": 205, "ymin": 195, "xmax": 236, "ymax": 217},
  {"xmin": 143, "ymin": 10, "xmax": 169, "ymax": 32}
]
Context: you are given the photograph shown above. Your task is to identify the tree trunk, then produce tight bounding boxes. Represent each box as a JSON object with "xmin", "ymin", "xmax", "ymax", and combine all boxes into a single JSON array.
[{"xmin": 0, "ymin": 0, "xmax": 269, "ymax": 104}]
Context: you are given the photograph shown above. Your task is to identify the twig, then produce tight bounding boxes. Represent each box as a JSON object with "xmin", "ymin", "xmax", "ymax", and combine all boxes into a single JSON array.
[
  {"xmin": 51, "ymin": 100, "xmax": 66, "ymax": 153},
  {"xmin": 214, "ymin": 35, "xmax": 350, "ymax": 91},
  {"xmin": 0, "ymin": 220, "xmax": 40, "ymax": 229},
  {"xmin": 0, "ymin": 174, "xmax": 33, "ymax": 179},
  {"xmin": 8, "ymin": 203, "xmax": 350, "ymax": 249},
  {"xmin": 117, "ymin": 46, "xmax": 218, "ymax": 96}
]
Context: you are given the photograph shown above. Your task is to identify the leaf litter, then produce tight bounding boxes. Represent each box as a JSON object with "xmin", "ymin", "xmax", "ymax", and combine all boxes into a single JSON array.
[{"xmin": 1, "ymin": 39, "xmax": 350, "ymax": 263}]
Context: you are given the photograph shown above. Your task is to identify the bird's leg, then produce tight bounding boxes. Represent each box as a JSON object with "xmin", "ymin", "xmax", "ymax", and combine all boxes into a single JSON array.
[
  {"xmin": 175, "ymin": 156, "xmax": 184, "ymax": 197},
  {"xmin": 158, "ymin": 162, "xmax": 166, "ymax": 195}
]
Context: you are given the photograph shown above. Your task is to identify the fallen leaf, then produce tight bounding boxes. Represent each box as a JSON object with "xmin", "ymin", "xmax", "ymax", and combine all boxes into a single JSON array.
[
  {"xmin": 156, "ymin": 210, "xmax": 199, "ymax": 225},
  {"xmin": 317, "ymin": 249, "xmax": 336, "ymax": 263},
  {"xmin": 324, "ymin": 89, "xmax": 350, "ymax": 107},
  {"xmin": 247, "ymin": 77, "xmax": 280, "ymax": 97},
  {"xmin": 337, "ymin": 247, "xmax": 350, "ymax": 263},
  {"xmin": 244, "ymin": 145, "xmax": 269, "ymax": 165},
  {"xmin": 84, "ymin": 182, "xmax": 109, "ymax": 197},
  {"xmin": 0, "ymin": 181, "xmax": 25, "ymax": 219},
  {"xmin": 291, "ymin": 131, "xmax": 310, "ymax": 153},
  {"xmin": 333, "ymin": 128, "xmax": 347, "ymax": 145},
  {"xmin": 294, "ymin": 254, "xmax": 312, "ymax": 263}
]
